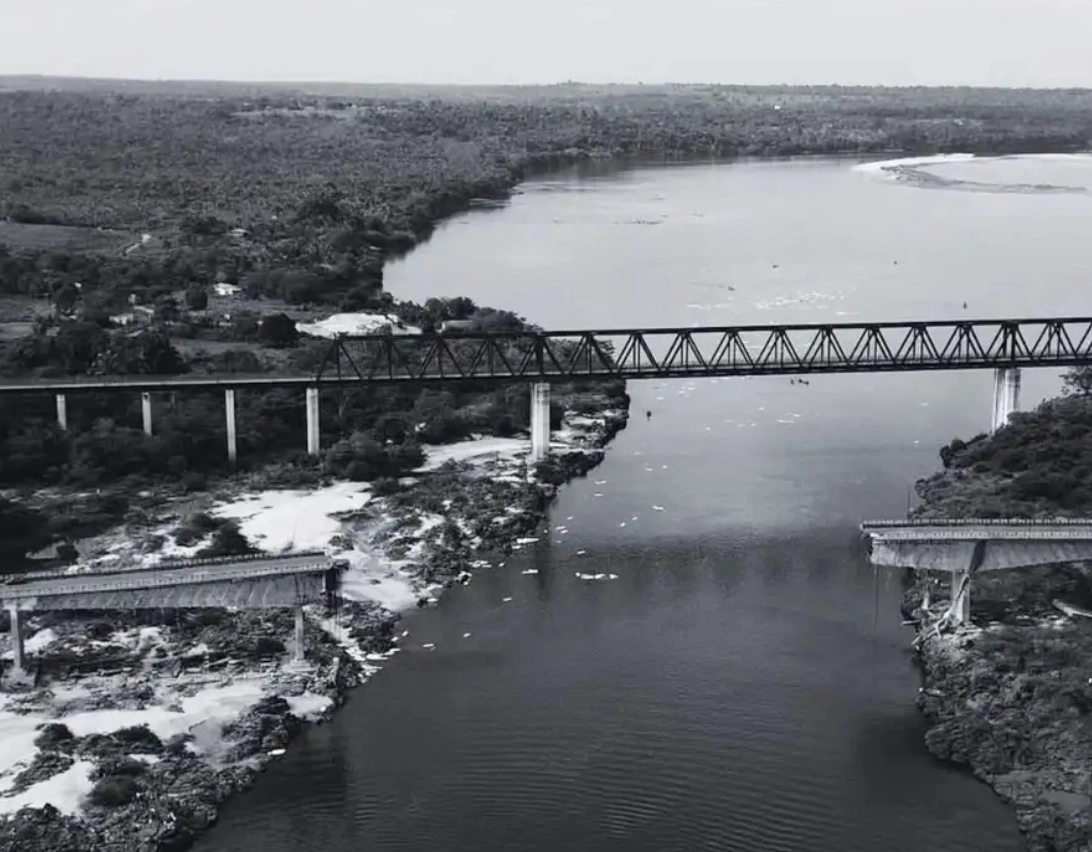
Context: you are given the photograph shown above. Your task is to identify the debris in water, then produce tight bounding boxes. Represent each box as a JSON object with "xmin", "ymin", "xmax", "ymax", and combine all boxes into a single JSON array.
[
  {"xmin": 502, "ymin": 597, "xmax": 513, "ymax": 602},
  {"xmin": 463, "ymin": 632, "xmax": 472, "ymax": 639},
  {"xmin": 422, "ymin": 643, "xmax": 435, "ymax": 650}
]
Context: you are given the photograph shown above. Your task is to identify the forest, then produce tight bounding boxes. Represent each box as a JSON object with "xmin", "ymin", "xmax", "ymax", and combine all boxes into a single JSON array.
[{"xmin": 2, "ymin": 81, "xmax": 1091, "ymax": 563}]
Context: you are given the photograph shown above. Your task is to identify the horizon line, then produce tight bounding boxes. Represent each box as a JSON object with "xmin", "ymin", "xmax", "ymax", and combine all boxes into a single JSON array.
[{"xmin": 1, "ymin": 73, "xmax": 1090, "ymax": 94}]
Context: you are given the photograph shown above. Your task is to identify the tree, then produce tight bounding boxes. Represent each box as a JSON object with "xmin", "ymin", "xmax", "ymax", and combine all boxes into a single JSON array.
[
  {"xmin": 184, "ymin": 285, "xmax": 208, "ymax": 311},
  {"xmin": 1063, "ymin": 366, "xmax": 1092, "ymax": 397},
  {"xmin": 258, "ymin": 313, "xmax": 299, "ymax": 348},
  {"xmin": 54, "ymin": 282, "xmax": 80, "ymax": 316}
]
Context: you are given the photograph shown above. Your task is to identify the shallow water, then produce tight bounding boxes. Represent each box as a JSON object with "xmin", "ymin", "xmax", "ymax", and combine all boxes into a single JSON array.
[{"xmin": 193, "ymin": 155, "xmax": 1092, "ymax": 851}]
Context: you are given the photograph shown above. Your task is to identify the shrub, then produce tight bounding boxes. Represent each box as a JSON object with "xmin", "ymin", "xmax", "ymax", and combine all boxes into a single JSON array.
[
  {"xmin": 34, "ymin": 723, "xmax": 74, "ymax": 750},
  {"xmin": 88, "ymin": 775, "xmax": 139, "ymax": 808}
]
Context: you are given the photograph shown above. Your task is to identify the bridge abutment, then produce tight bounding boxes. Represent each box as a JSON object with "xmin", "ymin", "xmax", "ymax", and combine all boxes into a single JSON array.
[
  {"xmin": 991, "ymin": 367, "xmax": 1021, "ymax": 433},
  {"xmin": 225, "ymin": 389, "xmax": 237, "ymax": 464},
  {"xmin": 306, "ymin": 387, "xmax": 320, "ymax": 456},
  {"xmin": 55, "ymin": 393, "xmax": 67, "ymax": 431},
  {"xmin": 141, "ymin": 392, "xmax": 153, "ymax": 436},
  {"xmin": 530, "ymin": 382, "xmax": 550, "ymax": 463}
]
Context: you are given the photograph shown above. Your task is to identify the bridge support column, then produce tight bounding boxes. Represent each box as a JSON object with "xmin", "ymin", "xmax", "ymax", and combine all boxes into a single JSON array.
[
  {"xmin": 991, "ymin": 367, "xmax": 1021, "ymax": 433},
  {"xmin": 55, "ymin": 393, "xmax": 67, "ymax": 431},
  {"xmin": 530, "ymin": 382, "xmax": 550, "ymax": 463},
  {"xmin": 305, "ymin": 387, "xmax": 320, "ymax": 456},
  {"xmin": 7, "ymin": 607, "xmax": 25, "ymax": 676},
  {"xmin": 141, "ymin": 392, "xmax": 153, "ymax": 437},
  {"xmin": 293, "ymin": 605, "xmax": 306, "ymax": 664},
  {"xmin": 950, "ymin": 568, "xmax": 971, "ymax": 626},
  {"xmin": 225, "ymin": 389, "xmax": 237, "ymax": 464}
]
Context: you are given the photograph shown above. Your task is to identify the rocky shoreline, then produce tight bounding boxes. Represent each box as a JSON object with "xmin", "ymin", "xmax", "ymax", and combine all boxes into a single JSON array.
[
  {"xmin": 904, "ymin": 468, "xmax": 1092, "ymax": 851},
  {"xmin": 0, "ymin": 388, "xmax": 629, "ymax": 852}
]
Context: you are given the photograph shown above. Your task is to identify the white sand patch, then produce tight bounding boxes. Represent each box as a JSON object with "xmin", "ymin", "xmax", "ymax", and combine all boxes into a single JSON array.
[
  {"xmin": 0, "ymin": 760, "xmax": 96, "ymax": 817},
  {"xmin": 416, "ymin": 437, "xmax": 528, "ymax": 472},
  {"xmin": 286, "ymin": 692, "xmax": 333, "ymax": 721},
  {"xmin": 297, "ymin": 313, "xmax": 421, "ymax": 339},
  {"xmin": 59, "ymin": 681, "xmax": 265, "ymax": 749},
  {"xmin": 854, "ymin": 154, "xmax": 977, "ymax": 174},
  {"xmin": 336, "ymin": 547, "xmax": 421, "ymax": 612},
  {"xmin": 24, "ymin": 628, "xmax": 58, "ymax": 654},
  {"xmin": 211, "ymin": 482, "xmax": 372, "ymax": 553}
]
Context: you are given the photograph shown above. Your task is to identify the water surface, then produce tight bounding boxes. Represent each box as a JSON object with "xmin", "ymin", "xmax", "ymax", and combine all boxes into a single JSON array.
[{"xmin": 194, "ymin": 156, "xmax": 1092, "ymax": 851}]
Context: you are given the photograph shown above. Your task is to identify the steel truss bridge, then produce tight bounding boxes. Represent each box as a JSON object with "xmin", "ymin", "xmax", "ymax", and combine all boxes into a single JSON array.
[{"xmin": 0, "ymin": 316, "xmax": 1091, "ymax": 394}]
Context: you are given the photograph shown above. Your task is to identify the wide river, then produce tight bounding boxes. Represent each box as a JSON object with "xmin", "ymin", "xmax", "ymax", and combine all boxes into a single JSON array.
[{"xmin": 195, "ymin": 155, "xmax": 1092, "ymax": 851}]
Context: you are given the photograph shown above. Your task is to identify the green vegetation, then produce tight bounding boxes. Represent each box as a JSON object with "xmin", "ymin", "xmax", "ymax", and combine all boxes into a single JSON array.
[{"xmin": 926, "ymin": 373, "xmax": 1092, "ymax": 518}]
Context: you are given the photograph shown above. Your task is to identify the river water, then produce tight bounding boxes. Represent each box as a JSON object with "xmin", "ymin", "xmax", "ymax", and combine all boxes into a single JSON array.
[{"xmin": 194, "ymin": 155, "xmax": 1092, "ymax": 852}]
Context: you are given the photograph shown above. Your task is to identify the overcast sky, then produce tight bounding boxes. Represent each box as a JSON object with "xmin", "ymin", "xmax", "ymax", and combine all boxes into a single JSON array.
[{"xmin": 3, "ymin": 0, "xmax": 1090, "ymax": 88}]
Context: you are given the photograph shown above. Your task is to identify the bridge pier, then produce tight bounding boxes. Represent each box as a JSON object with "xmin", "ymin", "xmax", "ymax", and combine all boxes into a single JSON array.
[
  {"xmin": 950, "ymin": 567, "xmax": 971, "ymax": 625},
  {"xmin": 991, "ymin": 367, "xmax": 1021, "ymax": 433},
  {"xmin": 141, "ymin": 392, "xmax": 153, "ymax": 437},
  {"xmin": 306, "ymin": 387, "xmax": 320, "ymax": 456},
  {"xmin": 530, "ymin": 382, "xmax": 550, "ymax": 463},
  {"xmin": 55, "ymin": 393, "xmax": 67, "ymax": 431},
  {"xmin": 7, "ymin": 607, "xmax": 25, "ymax": 676},
  {"xmin": 294, "ymin": 605, "xmax": 307, "ymax": 664},
  {"xmin": 225, "ymin": 389, "xmax": 237, "ymax": 464}
]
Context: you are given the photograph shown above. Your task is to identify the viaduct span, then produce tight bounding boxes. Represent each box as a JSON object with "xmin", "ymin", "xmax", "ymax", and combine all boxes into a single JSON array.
[
  {"xmin": 3, "ymin": 315, "xmax": 1090, "ymax": 463},
  {"xmin": 1, "ymin": 553, "xmax": 343, "ymax": 678}
]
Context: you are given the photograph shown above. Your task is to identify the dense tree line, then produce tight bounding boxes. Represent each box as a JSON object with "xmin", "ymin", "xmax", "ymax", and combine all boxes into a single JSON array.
[{"xmin": 932, "ymin": 367, "xmax": 1092, "ymax": 516}]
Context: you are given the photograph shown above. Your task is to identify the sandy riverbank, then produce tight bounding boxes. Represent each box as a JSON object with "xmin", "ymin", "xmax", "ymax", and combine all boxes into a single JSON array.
[{"xmin": 0, "ymin": 393, "xmax": 628, "ymax": 852}]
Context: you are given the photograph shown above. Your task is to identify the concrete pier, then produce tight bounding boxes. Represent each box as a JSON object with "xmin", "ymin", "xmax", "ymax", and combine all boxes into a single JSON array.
[
  {"xmin": 7, "ymin": 607, "xmax": 25, "ymax": 675},
  {"xmin": 306, "ymin": 387, "xmax": 320, "ymax": 456},
  {"xmin": 950, "ymin": 568, "xmax": 971, "ymax": 625},
  {"xmin": 530, "ymin": 382, "xmax": 550, "ymax": 463},
  {"xmin": 991, "ymin": 367, "xmax": 1021, "ymax": 433},
  {"xmin": 225, "ymin": 389, "xmax": 237, "ymax": 464},
  {"xmin": 294, "ymin": 605, "xmax": 306, "ymax": 664},
  {"xmin": 55, "ymin": 393, "xmax": 67, "ymax": 431},
  {"xmin": 141, "ymin": 392, "xmax": 153, "ymax": 437}
]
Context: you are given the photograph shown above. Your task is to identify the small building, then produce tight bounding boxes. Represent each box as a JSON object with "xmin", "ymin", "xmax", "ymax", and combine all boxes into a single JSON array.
[{"xmin": 214, "ymin": 283, "xmax": 243, "ymax": 298}]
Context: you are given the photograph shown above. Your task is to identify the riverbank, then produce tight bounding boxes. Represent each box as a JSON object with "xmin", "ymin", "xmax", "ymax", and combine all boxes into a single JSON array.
[
  {"xmin": 0, "ymin": 385, "xmax": 629, "ymax": 852},
  {"xmin": 904, "ymin": 395, "xmax": 1092, "ymax": 852}
]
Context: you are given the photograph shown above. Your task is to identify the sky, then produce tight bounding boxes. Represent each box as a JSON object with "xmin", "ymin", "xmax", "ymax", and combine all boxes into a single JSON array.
[{"xmin": 2, "ymin": 0, "xmax": 1091, "ymax": 88}]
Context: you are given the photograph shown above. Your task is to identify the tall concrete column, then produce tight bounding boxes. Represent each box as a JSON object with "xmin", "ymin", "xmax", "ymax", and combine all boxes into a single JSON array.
[
  {"xmin": 225, "ymin": 389, "xmax": 237, "ymax": 464},
  {"xmin": 305, "ymin": 386, "xmax": 320, "ymax": 456},
  {"xmin": 530, "ymin": 382, "xmax": 551, "ymax": 463},
  {"xmin": 55, "ymin": 393, "xmax": 68, "ymax": 431},
  {"xmin": 991, "ymin": 367, "xmax": 1021, "ymax": 433},
  {"xmin": 8, "ymin": 607, "xmax": 25, "ymax": 675},
  {"xmin": 294, "ymin": 605, "xmax": 306, "ymax": 664},
  {"xmin": 950, "ymin": 568, "xmax": 971, "ymax": 626},
  {"xmin": 141, "ymin": 392, "xmax": 153, "ymax": 437}
]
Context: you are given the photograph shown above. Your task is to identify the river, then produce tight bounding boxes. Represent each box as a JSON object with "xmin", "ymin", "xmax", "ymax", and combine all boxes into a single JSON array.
[{"xmin": 193, "ymin": 155, "xmax": 1092, "ymax": 851}]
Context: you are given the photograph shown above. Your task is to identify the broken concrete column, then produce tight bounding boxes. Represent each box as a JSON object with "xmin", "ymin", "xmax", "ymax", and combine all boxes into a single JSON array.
[
  {"xmin": 950, "ymin": 567, "xmax": 971, "ymax": 625},
  {"xmin": 294, "ymin": 605, "xmax": 306, "ymax": 664},
  {"xmin": 8, "ymin": 607, "xmax": 25, "ymax": 675}
]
